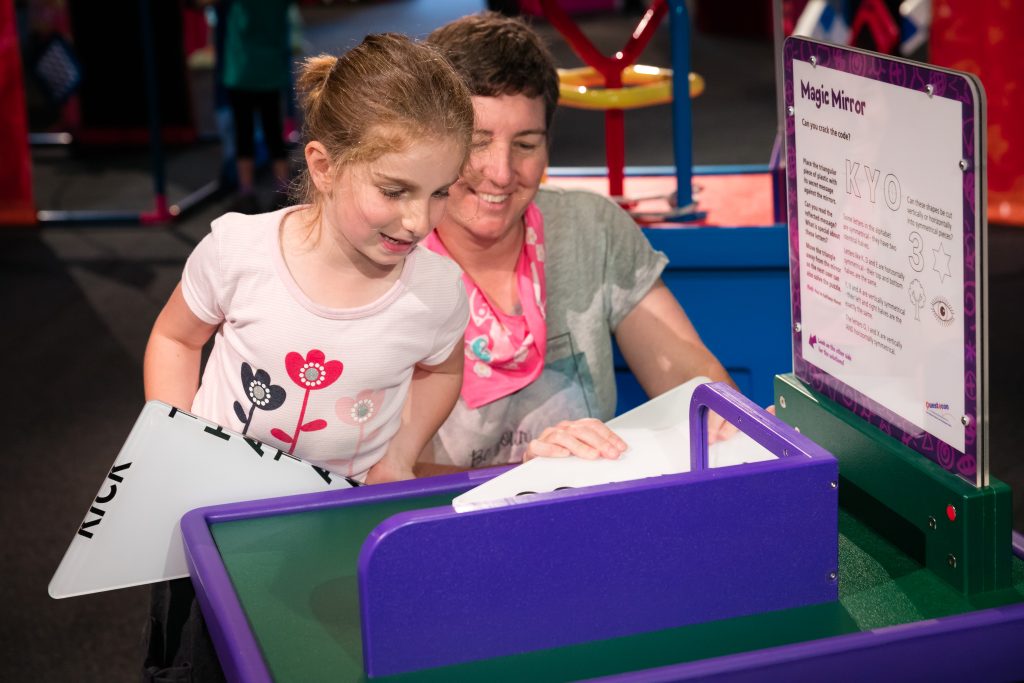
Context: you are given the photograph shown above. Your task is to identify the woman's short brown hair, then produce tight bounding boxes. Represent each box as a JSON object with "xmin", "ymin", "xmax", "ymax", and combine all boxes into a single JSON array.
[{"xmin": 427, "ymin": 12, "xmax": 560, "ymax": 130}]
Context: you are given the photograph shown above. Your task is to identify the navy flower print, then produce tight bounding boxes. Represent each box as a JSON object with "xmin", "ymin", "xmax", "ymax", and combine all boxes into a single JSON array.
[{"xmin": 233, "ymin": 363, "xmax": 286, "ymax": 435}]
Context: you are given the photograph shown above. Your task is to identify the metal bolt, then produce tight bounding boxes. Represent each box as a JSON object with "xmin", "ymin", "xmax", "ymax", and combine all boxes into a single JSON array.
[
  {"xmin": 779, "ymin": 396, "xmax": 787, "ymax": 409},
  {"xmin": 947, "ymin": 554, "xmax": 958, "ymax": 569},
  {"xmin": 795, "ymin": 322, "xmax": 802, "ymax": 333},
  {"xmin": 787, "ymin": 105, "xmax": 794, "ymax": 116},
  {"xmin": 959, "ymin": 159, "xmax": 969, "ymax": 171},
  {"xmin": 828, "ymin": 571, "xmax": 837, "ymax": 581},
  {"xmin": 830, "ymin": 481, "xmax": 838, "ymax": 489},
  {"xmin": 794, "ymin": 426, "xmax": 801, "ymax": 433},
  {"xmin": 928, "ymin": 516, "xmax": 937, "ymax": 530},
  {"xmin": 810, "ymin": 55, "xmax": 818, "ymax": 66},
  {"xmin": 925, "ymin": 84, "xmax": 934, "ymax": 97},
  {"xmin": 961, "ymin": 415, "xmax": 971, "ymax": 426}
]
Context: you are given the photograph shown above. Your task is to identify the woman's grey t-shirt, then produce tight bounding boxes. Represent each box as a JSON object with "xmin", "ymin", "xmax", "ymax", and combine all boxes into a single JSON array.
[{"xmin": 428, "ymin": 186, "xmax": 668, "ymax": 468}]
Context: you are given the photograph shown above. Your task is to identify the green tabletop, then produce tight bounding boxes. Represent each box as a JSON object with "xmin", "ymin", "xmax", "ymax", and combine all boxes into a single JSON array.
[{"xmin": 211, "ymin": 495, "xmax": 1024, "ymax": 682}]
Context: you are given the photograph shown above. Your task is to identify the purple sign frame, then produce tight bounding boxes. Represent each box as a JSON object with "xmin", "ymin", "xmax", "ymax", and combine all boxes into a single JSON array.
[{"xmin": 783, "ymin": 37, "xmax": 988, "ymax": 486}]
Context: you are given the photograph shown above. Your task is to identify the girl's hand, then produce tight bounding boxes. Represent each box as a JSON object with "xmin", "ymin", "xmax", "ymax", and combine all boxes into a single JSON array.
[
  {"xmin": 523, "ymin": 418, "xmax": 628, "ymax": 462},
  {"xmin": 364, "ymin": 458, "xmax": 415, "ymax": 485}
]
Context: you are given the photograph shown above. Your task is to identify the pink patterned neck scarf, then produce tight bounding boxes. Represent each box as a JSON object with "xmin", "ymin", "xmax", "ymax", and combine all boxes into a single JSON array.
[{"xmin": 425, "ymin": 203, "xmax": 547, "ymax": 408}]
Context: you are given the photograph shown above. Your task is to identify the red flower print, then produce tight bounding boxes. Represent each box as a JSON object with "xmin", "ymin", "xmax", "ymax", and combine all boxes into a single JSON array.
[
  {"xmin": 285, "ymin": 349, "xmax": 343, "ymax": 390},
  {"xmin": 272, "ymin": 349, "xmax": 343, "ymax": 452}
]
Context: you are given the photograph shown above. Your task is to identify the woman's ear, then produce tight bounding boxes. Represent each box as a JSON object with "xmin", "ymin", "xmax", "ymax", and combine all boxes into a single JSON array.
[{"xmin": 305, "ymin": 141, "xmax": 334, "ymax": 196}]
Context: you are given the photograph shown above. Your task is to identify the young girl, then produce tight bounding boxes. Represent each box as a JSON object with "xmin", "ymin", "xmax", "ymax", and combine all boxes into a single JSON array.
[
  {"xmin": 144, "ymin": 33, "xmax": 474, "ymax": 486},
  {"xmin": 141, "ymin": 33, "xmax": 474, "ymax": 681}
]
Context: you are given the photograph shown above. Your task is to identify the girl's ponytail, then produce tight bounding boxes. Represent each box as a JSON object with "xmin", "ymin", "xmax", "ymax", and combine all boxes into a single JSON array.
[{"xmin": 295, "ymin": 54, "xmax": 337, "ymax": 134}]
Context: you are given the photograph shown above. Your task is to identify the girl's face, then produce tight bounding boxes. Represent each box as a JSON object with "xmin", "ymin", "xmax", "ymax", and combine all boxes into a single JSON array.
[
  {"xmin": 322, "ymin": 137, "xmax": 463, "ymax": 270},
  {"xmin": 440, "ymin": 94, "xmax": 548, "ymax": 245}
]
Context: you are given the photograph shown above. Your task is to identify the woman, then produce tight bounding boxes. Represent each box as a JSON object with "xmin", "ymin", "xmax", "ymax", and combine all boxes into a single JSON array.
[{"xmin": 418, "ymin": 12, "xmax": 734, "ymax": 473}]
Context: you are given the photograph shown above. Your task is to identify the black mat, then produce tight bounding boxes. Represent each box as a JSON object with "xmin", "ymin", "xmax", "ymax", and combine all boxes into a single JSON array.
[{"xmin": 6, "ymin": 2, "xmax": 1021, "ymax": 682}]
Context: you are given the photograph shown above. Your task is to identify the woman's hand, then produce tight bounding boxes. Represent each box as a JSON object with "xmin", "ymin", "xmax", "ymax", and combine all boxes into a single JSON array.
[
  {"xmin": 706, "ymin": 405, "xmax": 776, "ymax": 444},
  {"xmin": 523, "ymin": 418, "xmax": 628, "ymax": 462},
  {"xmin": 521, "ymin": 405, "xmax": 776, "ymax": 463},
  {"xmin": 707, "ymin": 411, "xmax": 735, "ymax": 444}
]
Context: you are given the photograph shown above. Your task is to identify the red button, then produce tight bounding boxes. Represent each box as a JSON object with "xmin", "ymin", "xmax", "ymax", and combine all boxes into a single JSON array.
[{"xmin": 946, "ymin": 504, "xmax": 957, "ymax": 522}]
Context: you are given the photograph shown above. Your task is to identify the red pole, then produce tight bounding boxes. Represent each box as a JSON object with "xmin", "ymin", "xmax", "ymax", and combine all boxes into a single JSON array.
[
  {"xmin": 0, "ymin": 0, "xmax": 37, "ymax": 226},
  {"xmin": 540, "ymin": 0, "xmax": 668, "ymax": 202}
]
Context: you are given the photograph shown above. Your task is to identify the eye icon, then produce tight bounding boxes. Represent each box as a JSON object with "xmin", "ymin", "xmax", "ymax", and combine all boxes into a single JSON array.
[{"xmin": 931, "ymin": 297, "xmax": 955, "ymax": 326}]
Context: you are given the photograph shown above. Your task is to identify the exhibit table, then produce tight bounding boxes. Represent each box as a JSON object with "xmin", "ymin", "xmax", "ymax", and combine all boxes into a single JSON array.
[{"xmin": 182, "ymin": 473, "xmax": 1024, "ymax": 682}]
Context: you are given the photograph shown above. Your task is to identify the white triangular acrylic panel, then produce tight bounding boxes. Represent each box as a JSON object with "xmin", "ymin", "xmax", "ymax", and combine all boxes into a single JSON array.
[
  {"xmin": 452, "ymin": 377, "xmax": 776, "ymax": 512},
  {"xmin": 49, "ymin": 401, "xmax": 351, "ymax": 598}
]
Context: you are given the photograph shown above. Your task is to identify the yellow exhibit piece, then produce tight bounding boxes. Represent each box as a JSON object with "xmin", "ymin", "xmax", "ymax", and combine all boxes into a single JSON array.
[{"xmin": 557, "ymin": 65, "xmax": 704, "ymax": 110}]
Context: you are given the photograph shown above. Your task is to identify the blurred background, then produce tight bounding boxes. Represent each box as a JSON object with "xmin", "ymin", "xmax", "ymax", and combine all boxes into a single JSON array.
[{"xmin": 2, "ymin": 0, "xmax": 1021, "ymax": 680}]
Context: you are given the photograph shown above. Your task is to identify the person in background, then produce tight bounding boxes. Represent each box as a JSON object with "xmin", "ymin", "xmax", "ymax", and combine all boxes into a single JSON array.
[
  {"xmin": 417, "ymin": 12, "xmax": 735, "ymax": 475},
  {"xmin": 220, "ymin": 0, "xmax": 293, "ymax": 213},
  {"xmin": 141, "ymin": 33, "xmax": 474, "ymax": 680}
]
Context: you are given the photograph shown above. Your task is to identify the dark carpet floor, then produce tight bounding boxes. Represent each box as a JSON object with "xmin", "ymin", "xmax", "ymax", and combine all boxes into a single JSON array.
[{"xmin": 3, "ymin": 1, "xmax": 1022, "ymax": 681}]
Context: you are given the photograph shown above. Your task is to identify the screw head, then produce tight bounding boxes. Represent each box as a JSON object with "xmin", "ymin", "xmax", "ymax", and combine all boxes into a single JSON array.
[
  {"xmin": 787, "ymin": 105, "xmax": 795, "ymax": 116},
  {"xmin": 928, "ymin": 516, "xmax": 937, "ymax": 530},
  {"xmin": 810, "ymin": 55, "xmax": 818, "ymax": 66},
  {"xmin": 947, "ymin": 554, "xmax": 958, "ymax": 569},
  {"xmin": 961, "ymin": 414, "xmax": 971, "ymax": 426},
  {"xmin": 779, "ymin": 396, "xmax": 787, "ymax": 409},
  {"xmin": 795, "ymin": 322, "xmax": 802, "ymax": 333},
  {"xmin": 830, "ymin": 481, "xmax": 838, "ymax": 489},
  {"xmin": 959, "ymin": 159, "xmax": 969, "ymax": 171},
  {"xmin": 828, "ymin": 571, "xmax": 837, "ymax": 581},
  {"xmin": 925, "ymin": 84, "xmax": 934, "ymax": 96}
]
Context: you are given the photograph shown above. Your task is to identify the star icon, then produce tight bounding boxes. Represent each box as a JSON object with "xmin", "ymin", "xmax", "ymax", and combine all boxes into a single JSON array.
[{"xmin": 932, "ymin": 242, "xmax": 952, "ymax": 283}]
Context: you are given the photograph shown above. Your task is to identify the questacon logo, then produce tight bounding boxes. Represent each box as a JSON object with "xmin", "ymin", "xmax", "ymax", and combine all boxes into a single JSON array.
[{"xmin": 924, "ymin": 400, "xmax": 952, "ymax": 427}]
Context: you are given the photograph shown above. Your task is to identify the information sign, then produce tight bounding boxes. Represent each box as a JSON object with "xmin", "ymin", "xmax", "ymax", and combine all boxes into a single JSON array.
[{"xmin": 784, "ymin": 37, "xmax": 987, "ymax": 485}]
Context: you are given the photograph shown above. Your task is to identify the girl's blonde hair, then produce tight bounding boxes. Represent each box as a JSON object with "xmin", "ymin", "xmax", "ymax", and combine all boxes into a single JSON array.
[{"xmin": 293, "ymin": 33, "xmax": 474, "ymax": 207}]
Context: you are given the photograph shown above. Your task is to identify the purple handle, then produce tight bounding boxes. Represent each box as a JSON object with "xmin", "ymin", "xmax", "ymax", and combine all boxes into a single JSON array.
[{"xmin": 689, "ymin": 382, "xmax": 833, "ymax": 472}]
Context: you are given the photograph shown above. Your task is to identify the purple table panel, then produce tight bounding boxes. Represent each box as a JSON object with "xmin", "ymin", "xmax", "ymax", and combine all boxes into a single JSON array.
[{"xmin": 357, "ymin": 384, "xmax": 838, "ymax": 676}]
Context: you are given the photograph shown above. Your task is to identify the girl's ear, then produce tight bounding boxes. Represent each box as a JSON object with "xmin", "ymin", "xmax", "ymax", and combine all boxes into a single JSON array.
[{"xmin": 305, "ymin": 141, "xmax": 334, "ymax": 196}]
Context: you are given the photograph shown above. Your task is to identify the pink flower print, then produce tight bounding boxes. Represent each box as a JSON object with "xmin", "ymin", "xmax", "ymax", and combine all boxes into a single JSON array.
[
  {"xmin": 335, "ymin": 389, "xmax": 385, "ymax": 469},
  {"xmin": 336, "ymin": 389, "xmax": 385, "ymax": 426},
  {"xmin": 271, "ymin": 349, "xmax": 343, "ymax": 452}
]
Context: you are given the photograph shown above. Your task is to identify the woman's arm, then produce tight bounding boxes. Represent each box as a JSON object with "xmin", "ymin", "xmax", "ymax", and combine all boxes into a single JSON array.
[
  {"xmin": 614, "ymin": 279, "xmax": 737, "ymax": 442},
  {"xmin": 613, "ymin": 278, "xmax": 734, "ymax": 395},
  {"xmin": 523, "ymin": 279, "xmax": 737, "ymax": 460},
  {"xmin": 143, "ymin": 283, "xmax": 219, "ymax": 410},
  {"xmin": 365, "ymin": 342, "xmax": 464, "ymax": 484}
]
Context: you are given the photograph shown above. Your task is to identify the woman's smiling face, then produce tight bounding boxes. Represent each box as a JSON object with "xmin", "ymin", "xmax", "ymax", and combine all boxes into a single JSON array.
[{"xmin": 439, "ymin": 94, "xmax": 548, "ymax": 245}]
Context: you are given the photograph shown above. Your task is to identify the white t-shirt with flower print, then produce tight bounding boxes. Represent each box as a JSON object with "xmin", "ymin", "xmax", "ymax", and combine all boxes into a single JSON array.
[{"xmin": 182, "ymin": 206, "xmax": 469, "ymax": 481}]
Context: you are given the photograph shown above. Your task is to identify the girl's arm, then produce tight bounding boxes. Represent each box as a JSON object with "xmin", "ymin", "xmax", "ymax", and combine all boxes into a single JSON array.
[
  {"xmin": 143, "ymin": 282, "xmax": 219, "ymax": 410},
  {"xmin": 365, "ymin": 343, "xmax": 464, "ymax": 485}
]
